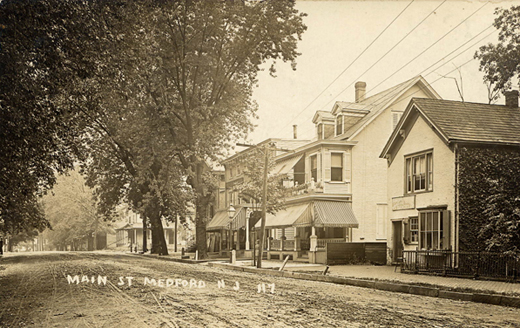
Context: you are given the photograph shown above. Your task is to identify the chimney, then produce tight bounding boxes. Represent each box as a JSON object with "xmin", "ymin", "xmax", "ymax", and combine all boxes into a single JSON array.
[
  {"xmin": 505, "ymin": 90, "xmax": 519, "ymax": 108},
  {"xmin": 355, "ymin": 81, "xmax": 366, "ymax": 103},
  {"xmin": 293, "ymin": 125, "xmax": 297, "ymax": 139}
]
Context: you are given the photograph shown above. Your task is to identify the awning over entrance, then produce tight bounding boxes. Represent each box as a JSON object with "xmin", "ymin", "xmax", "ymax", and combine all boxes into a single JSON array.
[
  {"xmin": 255, "ymin": 203, "xmax": 311, "ymax": 228},
  {"xmin": 273, "ymin": 154, "xmax": 304, "ymax": 175},
  {"xmin": 206, "ymin": 211, "xmax": 230, "ymax": 231},
  {"xmin": 207, "ymin": 207, "xmax": 247, "ymax": 231},
  {"xmin": 313, "ymin": 201, "xmax": 359, "ymax": 228}
]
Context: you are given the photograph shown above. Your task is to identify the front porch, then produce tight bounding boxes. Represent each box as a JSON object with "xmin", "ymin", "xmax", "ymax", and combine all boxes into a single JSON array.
[{"xmin": 255, "ymin": 200, "xmax": 359, "ymax": 264}]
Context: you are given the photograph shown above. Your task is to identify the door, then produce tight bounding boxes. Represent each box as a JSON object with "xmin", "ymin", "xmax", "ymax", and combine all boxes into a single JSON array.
[{"xmin": 392, "ymin": 221, "xmax": 403, "ymax": 262}]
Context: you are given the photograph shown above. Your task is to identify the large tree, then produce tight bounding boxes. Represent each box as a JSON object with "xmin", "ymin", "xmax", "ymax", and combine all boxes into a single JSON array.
[
  {"xmin": 129, "ymin": 0, "xmax": 307, "ymax": 259},
  {"xmin": 475, "ymin": 5, "xmax": 520, "ymax": 102},
  {"xmin": 1, "ymin": 0, "xmax": 306, "ymax": 257},
  {"xmin": 0, "ymin": 0, "xmax": 91, "ymax": 236}
]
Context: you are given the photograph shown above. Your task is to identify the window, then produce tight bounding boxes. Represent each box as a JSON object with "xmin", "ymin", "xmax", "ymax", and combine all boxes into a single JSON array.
[
  {"xmin": 392, "ymin": 111, "xmax": 403, "ymax": 131},
  {"xmin": 409, "ymin": 217, "xmax": 418, "ymax": 243},
  {"xmin": 331, "ymin": 153, "xmax": 343, "ymax": 182},
  {"xmin": 229, "ymin": 167, "xmax": 234, "ymax": 178},
  {"xmin": 336, "ymin": 116, "xmax": 343, "ymax": 136},
  {"xmin": 406, "ymin": 151, "xmax": 433, "ymax": 193},
  {"xmin": 310, "ymin": 155, "xmax": 318, "ymax": 182},
  {"xmin": 317, "ymin": 124, "xmax": 323, "ymax": 140},
  {"xmin": 419, "ymin": 210, "xmax": 449, "ymax": 250}
]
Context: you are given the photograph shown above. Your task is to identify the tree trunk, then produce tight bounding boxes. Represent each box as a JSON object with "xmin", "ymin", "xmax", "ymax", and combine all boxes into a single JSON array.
[
  {"xmin": 142, "ymin": 216, "xmax": 148, "ymax": 253},
  {"xmin": 147, "ymin": 197, "xmax": 168, "ymax": 255},
  {"xmin": 190, "ymin": 162, "xmax": 209, "ymax": 259}
]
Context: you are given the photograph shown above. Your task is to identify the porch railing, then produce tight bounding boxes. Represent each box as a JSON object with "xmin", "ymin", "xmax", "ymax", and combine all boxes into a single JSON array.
[
  {"xmin": 269, "ymin": 239, "xmax": 295, "ymax": 251},
  {"xmin": 317, "ymin": 238, "xmax": 346, "ymax": 248},
  {"xmin": 402, "ymin": 250, "xmax": 520, "ymax": 281}
]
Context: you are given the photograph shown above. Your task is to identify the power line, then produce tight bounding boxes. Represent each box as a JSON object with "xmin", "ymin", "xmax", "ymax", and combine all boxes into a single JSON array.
[
  {"xmin": 273, "ymin": 0, "xmax": 415, "ymax": 136},
  {"xmin": 365, "ymin": 1, "xmax": 489, "ymax": 97},
  {"xmin": 295, "ymin": 27, "xmax": 498, "ymax": 139},
  {"xmin": 355, "ymin": 24, "xmax": 497, "ymax": 113},
  {"xmin": 317, "ymin": 0, "xmax": 448, "ymax": 112}
]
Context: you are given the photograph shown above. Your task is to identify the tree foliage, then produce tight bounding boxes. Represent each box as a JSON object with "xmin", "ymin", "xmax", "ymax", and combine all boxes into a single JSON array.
[
  {"xmin": 43, "ymin": 170, "xmax": 112, "ymax": 251},
  {"xmin": 233, "ymin": 145, "xmax": 288, "ymax": 214},
  {"xmin": 475, "ymin": 6, "xmax": 520, "ymax": 103},
  {"xmin": 0, "ymin": 0, "xmax": 306, "ymax": 257},
  {"xmin": 0, "ymin": 0, "xmax": 88, "ymax": 235},
  {"xmin": 458, "ymin": 146, "xmax": 520, "ymax": 254}
]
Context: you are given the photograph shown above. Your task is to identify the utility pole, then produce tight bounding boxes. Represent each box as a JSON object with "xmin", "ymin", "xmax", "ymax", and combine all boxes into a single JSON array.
[{"xmin": 236, "ymin": 142, "xmax": 292, "ymax": 268}]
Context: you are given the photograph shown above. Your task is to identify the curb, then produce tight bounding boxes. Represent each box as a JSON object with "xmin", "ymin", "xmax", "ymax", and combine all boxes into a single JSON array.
[
  {"xmin": 127, "ymin": 253, "xmax": 208, "ymax": 264},
  {"xmin": 207, "ymin": 262, "xmax": 520, "ymax": 308}
]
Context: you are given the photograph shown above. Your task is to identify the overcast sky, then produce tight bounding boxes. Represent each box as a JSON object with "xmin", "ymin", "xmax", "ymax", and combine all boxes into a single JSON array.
[{"xmin": 246, "ymin": 0, "xmax": 518, "ymax": 145}]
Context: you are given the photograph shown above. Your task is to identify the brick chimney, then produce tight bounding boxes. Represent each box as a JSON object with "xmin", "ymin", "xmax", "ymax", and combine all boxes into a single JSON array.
[
  {"xmin": 505, "ymin": 90, "xmax": 519, "ymax": 108},
  {"xmin": 355, "ymin": 81, "xmax": 366, "ymax": 103},
  {"xmin": 293, "ymin": 125, "xmax": 297, "ymax": 139}
]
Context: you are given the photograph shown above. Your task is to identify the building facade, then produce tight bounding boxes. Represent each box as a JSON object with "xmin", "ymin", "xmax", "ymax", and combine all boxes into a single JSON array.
[{"xmin": 380, "ymin": 94, "xmax": 520, "ymax": 263}]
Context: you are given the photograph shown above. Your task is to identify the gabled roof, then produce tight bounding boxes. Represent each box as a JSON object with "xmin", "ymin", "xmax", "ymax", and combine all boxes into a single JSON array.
[
  {"xmin": 222, "ymin": 138, "xmax": 310, "ymax": 164},
  {"xmin": 380, "ymin": 98, "xmax": 520, "ymax": 160},
  {"xmin": 333, "ymin": 76, "xmax": 441, "ymax": 140},
  {"xmin": 312, "ymin": 110, "xmax": 335, "ymax": 124}
]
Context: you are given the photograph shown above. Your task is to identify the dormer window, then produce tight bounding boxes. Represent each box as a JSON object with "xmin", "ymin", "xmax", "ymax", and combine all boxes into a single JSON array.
[{"xmin": 336, "ymin": 115, "xmax": 343, "ymax": 136}]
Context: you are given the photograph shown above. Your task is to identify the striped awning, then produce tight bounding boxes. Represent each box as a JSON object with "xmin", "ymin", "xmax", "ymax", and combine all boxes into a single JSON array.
[
  {"xmin": 313, "ymin": 201, "xmax": 359, "ymax": 228},
  {"xmin": 206, "ymin": 210, "xmax": 230, "ymax": 231},
  {"xmin": 272, "ymin": 154, "xmax": 304, "ymax": 175},
  {"xmin": 207, "ymin": 207, "xmax": 247, "ymax": 231},
  {"xmin": 255, "ymin": 203, "xmax": 311, "ymax": 228}
]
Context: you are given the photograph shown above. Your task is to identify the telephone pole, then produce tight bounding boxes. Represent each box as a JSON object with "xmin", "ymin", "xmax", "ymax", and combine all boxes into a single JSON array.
[{"xmin": 236, "ymin": 142, "xmax": 292, "ymax": 268}]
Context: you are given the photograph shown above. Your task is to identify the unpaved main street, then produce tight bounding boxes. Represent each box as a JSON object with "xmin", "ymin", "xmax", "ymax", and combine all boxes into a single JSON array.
[{"xmin": 0, "ymin": 252, "xmax": 519, "ymax": 327}]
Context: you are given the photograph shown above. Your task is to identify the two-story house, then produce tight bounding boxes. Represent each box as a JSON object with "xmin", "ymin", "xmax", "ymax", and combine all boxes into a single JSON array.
[{"xmin": 380, "ymin": 93, "xmax": 520, "ymax": 265}]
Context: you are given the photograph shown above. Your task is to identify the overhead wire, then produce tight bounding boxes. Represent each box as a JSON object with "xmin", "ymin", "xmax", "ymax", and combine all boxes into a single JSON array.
[
  {"xmin": 273, "ymin": 0, "xmax": 416, "ymax": 136},
  {"xmin": 295, "ymin": 25, "xmax": 499, "ymax": 139},
  {"xmin": 364, "ymin": 1, "xmax": 489, "ymax": 97},
  {"xmin": 316, "ymin": 0, "xmax": 448, "ymax": 112}
]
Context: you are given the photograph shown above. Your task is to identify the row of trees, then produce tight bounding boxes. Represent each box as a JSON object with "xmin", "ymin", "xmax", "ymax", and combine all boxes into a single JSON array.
[{"xmin": 0, "ymin": 0, "xmax": 306, "ymax": 257}]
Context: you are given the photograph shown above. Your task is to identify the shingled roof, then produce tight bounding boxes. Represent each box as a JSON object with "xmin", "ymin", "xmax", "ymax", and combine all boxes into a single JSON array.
[
  {"xmin": 333, "ymin": 76, "xmax": 440, "ymax": 140},
  {"xmin": 413, "ymin": 98, "xmax": 520, "ymax": 145},
  {"xmin": 380, "ymin": 97, "xmax": 520, "ymax": 160}
]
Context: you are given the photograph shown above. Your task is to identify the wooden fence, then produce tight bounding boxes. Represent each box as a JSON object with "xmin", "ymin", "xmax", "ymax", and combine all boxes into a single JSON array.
[{"xmin": 326, "ymin": 242, "xmax": 387, "ymax": 265}]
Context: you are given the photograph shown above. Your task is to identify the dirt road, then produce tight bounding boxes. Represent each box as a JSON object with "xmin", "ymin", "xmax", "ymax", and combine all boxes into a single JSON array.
[{"xmin": 0, "ymin": 252, "xmax": 519, "ymax": 327}]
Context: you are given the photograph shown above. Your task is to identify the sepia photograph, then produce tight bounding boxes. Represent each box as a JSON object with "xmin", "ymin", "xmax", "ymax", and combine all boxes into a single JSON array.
[{"xmin": 2, "ymin": 0, "xmax": 520, "ymax": 327}]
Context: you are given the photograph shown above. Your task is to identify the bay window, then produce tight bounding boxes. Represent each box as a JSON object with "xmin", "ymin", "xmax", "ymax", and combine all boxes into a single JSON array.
[
  {"xmin": 310, "ymin": 155, "xmax": 318, "ymax": 182},
  {"xmin": 331, "ymin": 153, "xmax": 343, "ymax": 182}
]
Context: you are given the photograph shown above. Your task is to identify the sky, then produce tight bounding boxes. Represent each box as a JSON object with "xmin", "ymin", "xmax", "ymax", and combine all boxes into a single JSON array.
[{"xmin": 246, "ymin": 0, "xmax": 520, "ymax": 145}]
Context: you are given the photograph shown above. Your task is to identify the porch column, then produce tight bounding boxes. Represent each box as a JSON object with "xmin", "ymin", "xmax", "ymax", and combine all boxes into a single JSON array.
[
  {"xmin": 281, "ymin": 228, "xmax": 286, "ymax": 251},
  {"xmin": 245, "ymin": 216, "xmax": 250, "ymax": 251},
  {"xmin": 310, "ymin": 226, "xmax": 317, "ymax": 252},
  {"xmin": 294, "ymin": 227, "xmax": 298, "ymax": 251},
  {"xmin": 236, "ymin": 229, "xmax": 240, "ymax": 251},
  {"xmin": 266, "ymin": 229, "xmax": 270, "ymax": 251}
]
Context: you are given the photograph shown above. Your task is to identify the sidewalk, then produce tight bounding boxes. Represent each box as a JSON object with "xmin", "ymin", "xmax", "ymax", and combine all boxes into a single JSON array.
[{"xmin": 207, "ymin": 259, "xmax": 520, "ymax": 308}]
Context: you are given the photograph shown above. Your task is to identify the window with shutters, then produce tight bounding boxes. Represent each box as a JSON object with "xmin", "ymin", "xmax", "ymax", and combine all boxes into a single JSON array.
[
  {"xmin": 331, "ymin": 153, "xmax": 343, "ymax": 182},
  {"xmin": 405, "ymin": 151, "xmax": 433, "ymax": 193},
  {"xmin": 418, "ymin": 210, "xmax": 449, "ymax": 250},
  {"xmin": 310, "ymin": 155, "xmax": 318, "ymax": 182}
]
